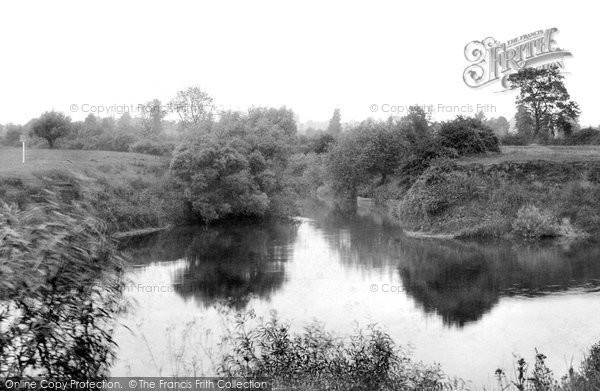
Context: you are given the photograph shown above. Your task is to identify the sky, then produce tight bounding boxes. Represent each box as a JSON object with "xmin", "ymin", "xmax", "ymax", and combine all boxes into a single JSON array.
[{"xmin": 0, "ymin": 0, "xmax": 598, "ymax": 127}]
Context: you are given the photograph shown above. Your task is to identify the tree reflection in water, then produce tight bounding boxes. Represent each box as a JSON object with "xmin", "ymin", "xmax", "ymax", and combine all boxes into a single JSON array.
[
  {"xmin": 303, "ymin": 199, "xmax": 600, "ymax": 327},
  {"xmin": 397, "ymin": 237, "xmax": 600, "ymax": 326},
  {"xmin": 124, "ymin": 222, "xmax": 298, "ymax": 309}
]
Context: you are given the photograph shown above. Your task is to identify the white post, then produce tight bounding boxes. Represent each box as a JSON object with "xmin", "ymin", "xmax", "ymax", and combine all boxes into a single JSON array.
[{"xmin": 20, "ymin": 135, "xmax": 26, "ymax": 163}]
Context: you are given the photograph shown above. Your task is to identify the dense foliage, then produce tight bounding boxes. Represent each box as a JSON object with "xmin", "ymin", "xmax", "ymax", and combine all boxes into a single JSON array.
[
  {"xmin": 324, "ymin": 112, "xmax": 499, "ymax": 198},
  {"xmin": 438, "ymin": 116, "xmax": 500, "ymax": 155},
  {"xmin": 509, "ymin": 65, "xmax": 580, "ymax": 140},
  {"xmin": 170, "ymin": 107, "xmax": 298, "ymax": 222},
  {"xmin": 31, "ymin": 111, "xmax": 73, "ymax": 148},
  {"xmin": 218, "ymin": 310, "xmax": 450, "ymax": 391},
  {"xmin": 0, "ymin": 194, "xmax": 125, "ymax": 379}
]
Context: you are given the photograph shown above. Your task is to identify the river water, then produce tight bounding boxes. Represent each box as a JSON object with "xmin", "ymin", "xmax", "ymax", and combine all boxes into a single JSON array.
[{"xmin": 112, "ymin": 199, "xmax": 600, "ymax": 387}]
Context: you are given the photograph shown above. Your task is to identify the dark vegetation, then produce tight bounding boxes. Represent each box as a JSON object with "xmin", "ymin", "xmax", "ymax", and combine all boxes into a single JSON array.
[
  {"xmin": 218, "ymin": 310, "xmax": 451, "ymax": 390},
  {"xmin": 0, "ymin": 193, "xmax": 125, "ymax": 379},
  {"xmin": 393, "ymin": 160, "xmax": 600, "ymax": 238},
  {"xmin": 216, "ymin": 309, "xmax": 600, "ymax": 391}
]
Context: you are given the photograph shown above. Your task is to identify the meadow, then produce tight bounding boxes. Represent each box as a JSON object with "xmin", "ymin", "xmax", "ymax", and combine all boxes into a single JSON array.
[{"xmin": 0, "ymin": 147, "xmax": 180, "ymax": 233}]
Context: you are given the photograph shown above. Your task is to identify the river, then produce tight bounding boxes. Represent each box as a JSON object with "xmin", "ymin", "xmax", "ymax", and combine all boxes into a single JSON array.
[{"xmin": 112, "ymin": 199, "xmax": 600, "ymax": 387}]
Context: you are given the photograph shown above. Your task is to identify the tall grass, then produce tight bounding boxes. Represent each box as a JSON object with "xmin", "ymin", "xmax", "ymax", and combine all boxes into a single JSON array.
[{"xmin": 0, "ymin": 193, "xmax": 126, "ymax": 379}]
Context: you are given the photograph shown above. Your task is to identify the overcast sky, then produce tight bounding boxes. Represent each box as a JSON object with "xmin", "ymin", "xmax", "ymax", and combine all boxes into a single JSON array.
[{"xmin": 1, "ymin": 0, "xmax": 598, "ymax": 127}]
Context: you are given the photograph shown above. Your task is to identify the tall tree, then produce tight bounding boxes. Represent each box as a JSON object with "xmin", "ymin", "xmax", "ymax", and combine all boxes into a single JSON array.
[
  {"xmin": 117, "ymin": 112, "xmax": 134, "ymax": 133},
  {"xmin": 170, "ymin": 86, "xmax": 215, "ymax": 130},
  {"xmin": 2, "ymin": 124, "xmax": 23, "ymax": 146},
  {"xmin": 514, "ymin": 105, "xmax": 535, "ymax": 138},
  {"xmin": 397, "ymin": 105, "xmax": 431, "ymax": 141},
  {"xmin": 327, "ymin": 108, "xmax": 342, "ymax": 135},
  {"xmin": 508, "ymin": 65, "xmax": 580, "ymax": 138},
  {"xmin": 140, "ymin": 99, "xmax": 166, "ymax": 137},
  {"xmin": 31, "ymin": 111, "xmax": 72, "ymax": 148},
  {"xmin": 484, "ymin": 116, "xmax": 510, "ymax": 137}
]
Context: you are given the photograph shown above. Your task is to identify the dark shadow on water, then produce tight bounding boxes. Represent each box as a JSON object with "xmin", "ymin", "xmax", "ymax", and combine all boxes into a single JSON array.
[
  {"xmin": 396, "ymin": 237, "xmax": 600, "ymax": 326},
  {"xmin": 123, "ymin": 221, "xmax": 299, "ymax": 309},
  {"xmin": 301, "ymin": 199, "xmax": 600, "ymax": 327},
  {"xmin": 124, "ymin": 199, "xmax": 600, "ymax": 327}
]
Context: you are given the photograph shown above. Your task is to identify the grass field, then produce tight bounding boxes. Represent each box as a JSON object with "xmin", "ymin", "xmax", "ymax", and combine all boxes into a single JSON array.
[
  {"xmin": 0, "ymin": 147, "xmax": 177, "ymax": 231},
  {"xmin": 459, "ymin": 145, "xmax": 600, "ymax": 165},
  {"xmin": 0, "ymin": 147, "xmax": 169, "ymax": 185}
]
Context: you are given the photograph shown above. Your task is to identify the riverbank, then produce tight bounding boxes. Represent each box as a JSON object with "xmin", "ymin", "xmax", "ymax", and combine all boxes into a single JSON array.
[
  {"xmin": 378, "ymin": 146, "xmax": 600, "ymax": 239},
  {"xmin": 0, "ymin": 147, "xmax": 182, "ymax": 233}
]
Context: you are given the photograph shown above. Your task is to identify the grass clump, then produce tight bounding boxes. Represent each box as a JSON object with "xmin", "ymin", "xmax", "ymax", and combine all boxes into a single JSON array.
[
  {"xmin": 494, "ymin": 344, "xmax": 600, "ymax": 391},
  {"xmin": 512, "ymin": 205, "xmax": 560, "ymax": 238}
]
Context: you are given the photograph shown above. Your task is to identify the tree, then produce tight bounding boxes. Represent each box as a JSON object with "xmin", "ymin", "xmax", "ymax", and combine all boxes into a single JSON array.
[
  {"xmin": 117, "ymin": 112, "xmax": 134, "ymax": 133},
  {"xmin": 31, "ymin": 111, "xmax": 72, "ymax": 148},
  {"xmin": 360, "ymin": 120, "xmax": 407, "ymax": 184},
  {"xmin": 140, "ymin": 99, "xmax": 166, "ymax": 137},
  {"xmin": 514, "ymin": 105, "xmax": 535, "ymax": 138},
  {"xmin": 397, "ymin": 105, "xmax": 431, "ymax": 143},
  {"xmin": 326, "ymin": 132, "xmax": 367, "ymax": 199},
  {"xmin": 484, "ymin": 116, "xmax": 510, "ymax": 137},
  {"xmin": 327, "ymin": 108, "xmax": 342, "ymax": 135},
  {"xmin": 475, "ymin": 111, "xmax": 486, "ymax": 122},
  {"xmin": 170, "ymin": 135, "xmax": 269, "ymax": 222},
  {"xmin": 326, "ymin": 120, "xmax": 407, "ymax": 197},
  {"xmin": 170, "ymin": 106, "xmax": 299, "ymax": 222},
  {"xmin": 2, "ymin": 124, "xmax": 23, "ymax": 146},
  {"xmin": 508, "ymin": 65, "xmax": 580, "ymax": 138},
  {"xmin": 170, "ymin": 86, "xmax": 215, "ymax": 130},
  {"xmin": 438, "ymin": 116, "xmax": 499, "ymax": 155}
]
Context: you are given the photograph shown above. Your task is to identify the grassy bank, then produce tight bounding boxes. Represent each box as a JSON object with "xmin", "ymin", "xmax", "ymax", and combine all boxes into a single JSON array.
[
  {"xmin": 381, "ymin": 146, "xmax": 600, "ymax": 239},
  {"xmin": 0, "ymin": 147, "xmax": 183, "ymax": 232}
]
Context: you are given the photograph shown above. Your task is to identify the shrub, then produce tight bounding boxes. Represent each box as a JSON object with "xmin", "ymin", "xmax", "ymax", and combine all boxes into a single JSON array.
[
  {"xmin": 0, "ymin": 194, "xmax": 124, "ymax": 379},
  {"xmin": 170, "ymin": 135, "xmax": 275, "ymax": 223},
  {"xmin": 501, "ymin": 132, "xmax": 530, "ymax": 146},
  {"xmin": 512, "ymin": 205, "xmax": 559, "ymax": 238},
  {"xmin": 218, "ymin": 310, "xmax": 449, "ymax": 391},
  {"xmin": 129, "ymin": 140, "xmax": 175, "ymax": 156},
  {"xmin": 2, "ymin": 126, "xmax": 23, "ymax": 146},
  {"xmin": 562, "ymin": 127, "xmax": 600, "ymax": 145},
  {"xmin": 439, "ymin": 116, "xmax": 500, "ymax": 155},
  {"xmin": 396, "ymin": 160, "xmax": 480, "ymax": 222}
]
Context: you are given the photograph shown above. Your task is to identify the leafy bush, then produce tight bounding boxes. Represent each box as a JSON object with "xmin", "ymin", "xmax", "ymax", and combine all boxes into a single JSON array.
[
  {"xmin": 218, "ymin": 310, "xmax": 450, "ymax": 391},
  {"xmin": 171, "ymin": 108, "xmax": 300, "ymax": 223},
  {"xmin": 512, "ymin": 205, "xmax": 559, "ymax": 238},
  {"xmin": 439, "ymin": 116, "xmax": 500, "ymax": 155},
  {"xmin": 501, "ymin": 132, "xmax": 530, "ymax": 146},
  {"xmin": 286, "ymin": 152, "xmax": 326, "ymax": 197},
  {"xmin": 129, "ymin": 140, "xmax": 175, "ymax": 156},
  {"xmin": 326, "ymin": 120, "xmax": 407, "ymax": 196},
  {"xmin": 170, "ymin": 135, "xmax": 272, "ymax": 222},
  {"xmin": 396, "ymin": 160, "xmax": 480, "ymax": 222},
  {"xmin": 0, "ymin": 194, "xmax": 124, "ymax": 379},
  {"xmin": 1, "ymin": 125, "xmax": 23, "ymax": 146},
  {"xmin": 90, "ymin": 175, "xmax": 183, "ymax": 231},
  {"xmin": 562, "ymin": 127, "xmax": 600, "ymax": 145},
  {"xmin": 397, "ymin": 136, "xmax": 458, "ymax": 187}
]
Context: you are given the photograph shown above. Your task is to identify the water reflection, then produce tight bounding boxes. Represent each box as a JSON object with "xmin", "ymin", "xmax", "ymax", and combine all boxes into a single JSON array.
[
  {"xmin": 300, "ymin": 200, "xmax": 600, "ymax": 327},
  {"xmin": 397, "ymin": 238, "xmax": 600, "ymax": 326},
  {"xmin": 124, "ymin": 201, "xmax": 600, "ymax": 326},
  {"xmin": 124, "ymin": 222, "xmax": 298, "ymax": 308}
]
